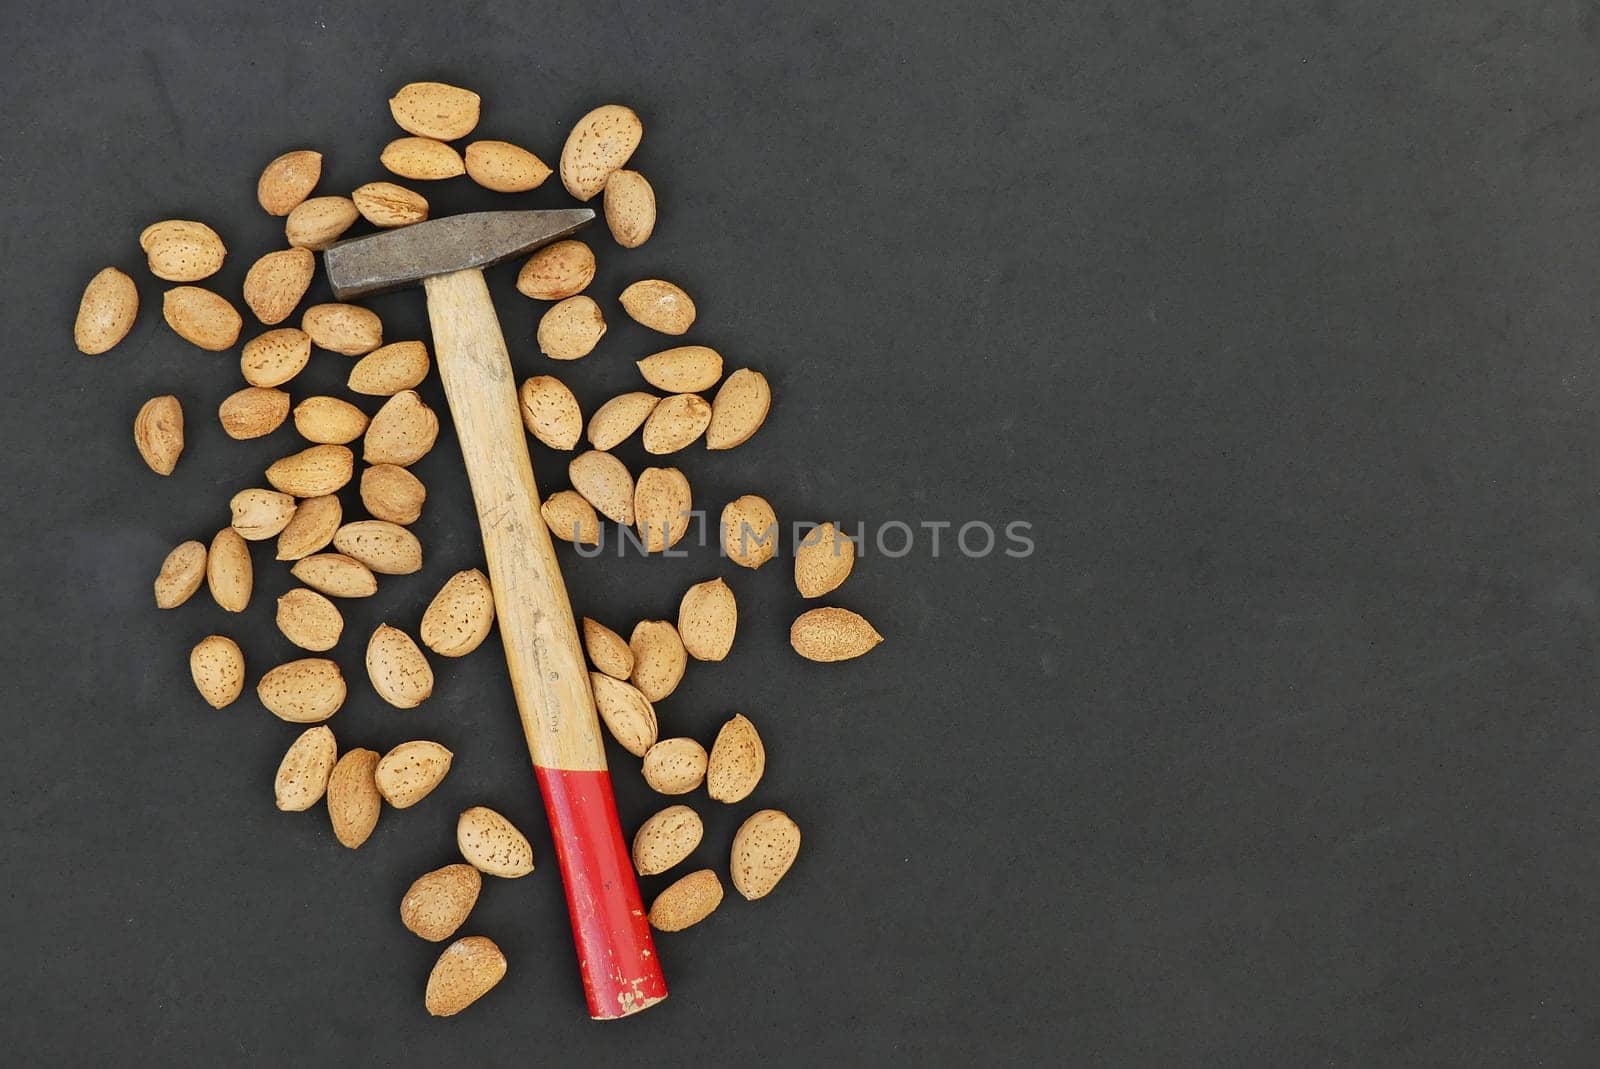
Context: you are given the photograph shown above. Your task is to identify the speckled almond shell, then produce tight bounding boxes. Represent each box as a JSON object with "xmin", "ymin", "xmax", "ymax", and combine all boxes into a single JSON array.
[
  {"xmin": 219, "ymin": 386, "xmax": 290, "ymax": 440},
  {"xmin": 375, "ymin": 741, "xmax": 453, "ymax": 808},
  {"xmin": 706, "ymin": 714, "xmax": 765, "ymax": 804},
  {"xmin": 274, "ymin": 725, "xmax": 337, "ymax": 812},
  {"xmin": 641, "ymin": 737, "xmax": 707, "ymax": 796},
  {"xmin": 631, "ymin": 805, "xmax": 703, "ymax": 877},
  {"xmin": 293, "ymin": 396, "xmax": 369, "ymax": 445},
  {"xmin": 364, "ymin": 390, "xmax": 439, "ymax": 466},
  {"xmin": 326, "ymin": 748, "xmax": 381, "ymax": 849},
  {"xmin": 361, "ymin": 464, "xmax": 427, "ymax": 525},
  {"xmin": 629, "ymin": 620, "xmax": 687, "ymax": 702},
  {"xmin": 419, "ymin": 569, "xmax": 495, "ymax": 658},
  {"xmin": 560, "ymin": 104, "xmax": 643, "ymax": 201},
  {"xmin": 425, "ymin": 936, "xmax": 507, "ymax": 1017},
  {"xmin": 190, "ymin": 635, "xmax": 245, "ymax": 709},
  {"xmin": 537, "ymin": 295, "xmax": 606, "ymax": 360},
  {"xmin": 302, "ymin": 303, "xmax": 382, "ymax": 356},
  {"xmin": 229, "ymin": 487, "xmax": 297, "ymax": 540},
  {"xmin": 381, "ymin": 137, "xmax": 466, "ymax": 181},
  {"xmin": 619, "ymin": 279, "xmax": 695, "ymax": 335},
  {"xmin": 258, "ymin": 658, "xmax": 347, "ymax": 723},
  {"xmin": 518, "ymin": 375, "xmax": 583, "ymax": 450},
  {"xmin": 586, "ymin": 392, "xmax": 659, "ymax": 451},
  {"xmin": 794, "ymin": 522, "xmax": 857, "ymax": 598},
  {"xmin": 633, "ymin": 467, "xmax": 692, "ymax": 553},
  {"xmin": 141, "ymin": 220, "xmax": 226, "ymax": 282},
  {"xmin": 285, "ymin": 196, "xmax": 358, "ymax": 251},
  {"xmin": 541, "ymin": 490, "xmax": 601, "ymax": 545},
  {"xmin": 789, "ymin": 606, "xmax": 884, "ymax": 662},
  {"xmin": 401, "ymin": 864, "xmax": 481, "ymax": 942},
  {"xmin": 288, "ymin": 553, "xmax": 377, "ymax": 598},
  {"xmin": 207, "ymin": 528, "xmax": 253, "ymax": 613},
  {"xmin": 366, "ymin": 624, "xmax": 434, "ymax": 709},
  {"xmin": 275, "ymin": 496, "xmax": 343, "ymax": 562},
  {"xmin": 721, "ymin": 494, "xmax": 778, "ymax": 569},
  {"xmin": 456, "ymin": 807, "xmax": 534, "ymax": 878},
  {"xmin": 637, "ymin": 346, "xmax": 722, "ymax": 394},
  {"xmin": 648, "ymin": 869, "xmax": 723, "ymax": 932},
  {"xmin": 265, "ymin": 444, "xmax": 354, "ymax": 498},
  {"xmin": 603, "ymin": 169, "xmax": 655, "ymax": 248},
  {"xmin": 333, "ymin": 520, "xmax": 422, "ymax": 575},
  {"xmin": 678, "ymin": 577, "xmax": 737, "ymax": 662},
  {"xmin": 590, "ymin": 672, "xmax": 658, "ymax": 758},
  {"xmin": 465, "ymin": 140, "xmax": 550, "ymax": 193},
  {"xmin": 75, "ymin": 267, "xmax": 138, "ymax": 354},
  {"xmin": 154, "ymin": 540, "xmax": 207, "ymax": 609},
  {"xmin": 582, "ymin": 618, "xmax": 634, "ymax": 680},
  {"xmin": 389, "ymin": 81, "xmax": 481, "ymax": 141},
  {"xmin": 567, "ymin": 451, "xmax": 634, "ymax": 525},
  {"xmin": 134, "ymin": 395, "xmax": 184, "ymax": 476},
  {"xmin": 706, "ymin": 368, "xmax": 772, "ymax": 450},
  {"xmin": 257, "ymin": 150, "xmax": 322, "ymax": 216},
  {"xmin": 516, "ymin": 240, "xmax": 595, "ymax": 300},
  {"xmin": 275, "ymin": 588, "xmax": 343, "ymax": 652},
  {"xmin": 640, "ymin": 394, "xmax": 711, "ymax": 455},
  {"xmin": 348, "ymin": 341, "xmax": 431, "ymax": 396},
  {"xmin": 240, "ymin": 328, "xmax": 312, "ymax": 388},
  {"xmin": 163, "ymin": 286, "xmax": 242, "ymax": 350},
  {"xmin": 352, "ymin": 181, "xmax": 429, "ymax": 228},
  {"xmin": 730, "ymin": 809, "xmax": 801, "ymax": 900},
  {"xmin": 242, "ymin": 247, "xmax": 314, "ymax": 325}
]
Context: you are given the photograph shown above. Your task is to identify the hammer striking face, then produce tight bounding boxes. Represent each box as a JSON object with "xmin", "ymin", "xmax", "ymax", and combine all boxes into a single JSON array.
[{"xmin": 322, "ymin": 209, "xmax": 594, "ymax": 301}]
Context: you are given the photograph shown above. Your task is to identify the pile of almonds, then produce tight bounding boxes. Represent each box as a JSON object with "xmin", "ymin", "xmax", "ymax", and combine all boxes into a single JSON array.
[{"xmin": 78, "ymin": 80, "xmax": 884, "ymax": 1017}]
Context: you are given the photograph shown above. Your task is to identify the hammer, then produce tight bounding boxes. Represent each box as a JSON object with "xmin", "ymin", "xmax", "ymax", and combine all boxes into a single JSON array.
[{"xmin": 324, "ymin": 210, "xmax": 667, "ymax": 1019}]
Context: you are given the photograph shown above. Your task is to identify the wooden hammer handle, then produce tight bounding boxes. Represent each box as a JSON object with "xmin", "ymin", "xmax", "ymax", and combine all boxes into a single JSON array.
[{"xmin": 424, "ymin": 268, "xmax": 666, "ymax": 1018}]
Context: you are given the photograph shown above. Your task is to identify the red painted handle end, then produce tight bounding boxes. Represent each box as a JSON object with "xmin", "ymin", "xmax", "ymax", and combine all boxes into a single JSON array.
[{"xmin": 535, "ymin": 766, "xmax": 668, "ymax": 1018}]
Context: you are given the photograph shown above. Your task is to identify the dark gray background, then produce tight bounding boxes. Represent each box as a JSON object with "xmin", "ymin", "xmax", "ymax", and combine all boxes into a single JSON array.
[{"xmin": 3, "ymin": 0, "xmax": 1597, "ymax": 1064}]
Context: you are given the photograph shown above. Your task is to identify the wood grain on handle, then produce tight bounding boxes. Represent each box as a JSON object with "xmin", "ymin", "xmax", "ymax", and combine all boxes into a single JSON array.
[{"xmin": 424, "ymin": 268, "xmax": 604, "ymax": 773}]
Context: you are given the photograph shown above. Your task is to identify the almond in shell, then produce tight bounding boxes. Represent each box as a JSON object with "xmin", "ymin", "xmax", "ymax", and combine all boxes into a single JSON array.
[
  {"xmin": 420, "ymin": 569, "xmax": 495, "ymax": 657},
  {"xmin": 367, "ymin": 624, "xmax": 434, "ymax": 708},
  {"xmin": 401, "ymin": 864, "xmax": 482, "ymax": 942},
  {"xmin": 590, "ymin": 672, "xmax": 658, "ymax": 758},
  {"xmin": 348, "ymin": 340, "xmax": 431, "ymax": 395},
  {"xmin": 285, "ymin": 195, "xmax": 358, "ymax": 251},
  {"xmin": 537, "ymin": 296, "xmax": 605, "ymax": 360},
  {"xmin": 190, "ymin": 635, "xmax": 245, "ymax": 709},
  {"xmin": 641, "ymin": 737, "xmax": 707, "ymax": 795},
  {"xmin": 289, "ymin": 552, "xmax": 377, "ymax": 598},
  {"xmin": 242, "ymin": 247, "xmax": 314, "ymax": 324},
  {"xmin": 276, "ymin": 495, "xmax": 342, "ymax": 561},
  {"xmin": 376, "ymin": 740, "xmax": 453, "ymax": 808},
  {"xmin": 587, "ymin": 392, "xmax": 659, "ymax": 450},
  {"xmin": 134, "ymin": 395, "xmax": 183, "ymax": 475},
  {"xmin": 259, "ymin": 658, "xmax": 347, "ymax": 723},
  {"xmin": 303, "ymin": 303, "xmax": 382, "ymax": 356},
  {"xmin": 582, "ymin": 619, "xmax": 634, "ymax": 679},
  {"xmin": 648, "ymin": 869, "xmax": 723, "ymax": 932},
  {"xmin": 361, "ymin": 464, "xmax": 426, "ymax": 525},
  {"xmin": 619, "ymin": 279, "xmax": 694, "ymax": 335},
  {"xmin": 540, "ymin": 490, "xmax": 600, "ymax": 545},
  {"xmin": 707, "ymin": 714, "xmax": 764, "ymax": 803},
  {"xmin": 678, "ymin": 577, "xmax": 736, "ymax": 662},
  {"xmin": 294, "ymin": 396, "xmax": 369, "ymax": 444},
  {"xmin": 274, "ymin": 725, "xmax": 337, "ymax": 811},
  {"xmin": 631, "ymin": 805, "xmax": 703, "ymax": 876},
  {"xmin": 706, "ymin": 369, "xmax": 771, "ymax": 450},
  {"xmin": 789, "ymin": 606, "xmax": 883, "ymax": 662},
  {"xmin": 464, "ymin": 140, "xmax": 550, "ymax": 192},
  {"xmin": 154, "ymin": 540, "xmax": 206, "ymax": 609},
  {"xmin": 207, "ymin": 528, "xmax": 252, "ymax": 612},
  {"xmin": 140, "ymin": 220, "xmax": 225, "ymax": 282},
  {"xmin": 518, "ymin": 376, "xmax": 582, "ymax": 450},
  {"xmin": 75, "ymin": 267, "xmax": 138, "ymax": 354},
  {"xmin": 730, "ymin": 809, "xmax": 802, "ymax": 900},
  {"xmin": 240, "ymin": 328, "xmax": 312, "ymax": 388},
  {"xmin": 721, "ymin": 495, "xmax": 778, "ymax": 569},
  {"xmin": 266, "ymin": 444, "xmax": 354, "ymax": 497},
  {"xmin": 219, "ymin": 386, "xmax": 290, "ymax": 439},
  {"xmin": 389, "ymin": 81, "xmax": 481, "ymax": 140},
  {"xmin": 641, "ymin": 394, "xmax": 711, "ymax": 454},
  {"xmin": 381, "ymin": 137, "xmax": 465, "ymax": 181},
  {"xmin": 425, "ymin": 936, "xmax": 506, "ymax": 1017},
  {"xmin": 568, "ymin": 451, "xmax": 633, "ymax": 525},
  {"xmin": 516, "ymin": 240, "xmax": 594, "ymax": 300},
  {"xmin": 352, "ymin": 181, "xmax": 429, "ymax": 227},
  {"xmin": 230, "ymin": 488, "xmax": 297, "ymax": 540},
  {"xmin": 559, "ymin": 104, "xmax": 643, "ymax": 201},
  {"xmin": 327, "ymin": 748, "xmax": 381, "ymax": 848},
  {"xmin": 163, "ymin": 286, "xmax": 242, "ymax": 350},
  {"xmin": 275, "ymin": 588, "xmax": 344, "ymax": 652},
  {"xmin": 364, "ymin": 390, "xmax": 439, "ymax": 466},
  {"xmin": 456, "ymin": 807, "xmax": 534, "ymax": 878},
  {"xmin": 633, "ymin": 467, "xmax": 692, "ymax": 552},
  {"xmin": 603, "ymin": 169, "xmax": 655, "ymax": 247},
  {"xmin": 795, "ymin": 522, "xmax": 856, "ymax": 597},
  {"xmin": 637, "ymin": 346, "xmax": 722, "ymax": 393},
  {"xmin": 630, "ymin": 620, "xmax": 687, "ymax": 701},
  {"xmin": 258, "ymin": 149, "xmax": 322, "ymax": 216},
  {"xmin": 334, "ymin": 520, "xmax": 421, "ymax": 575}
]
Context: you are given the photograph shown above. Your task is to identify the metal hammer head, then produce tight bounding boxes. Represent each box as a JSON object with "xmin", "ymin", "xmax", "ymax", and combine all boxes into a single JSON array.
[{"xmin": 323, "ymin": 209, "xmax": 594, "ymax": 301}]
